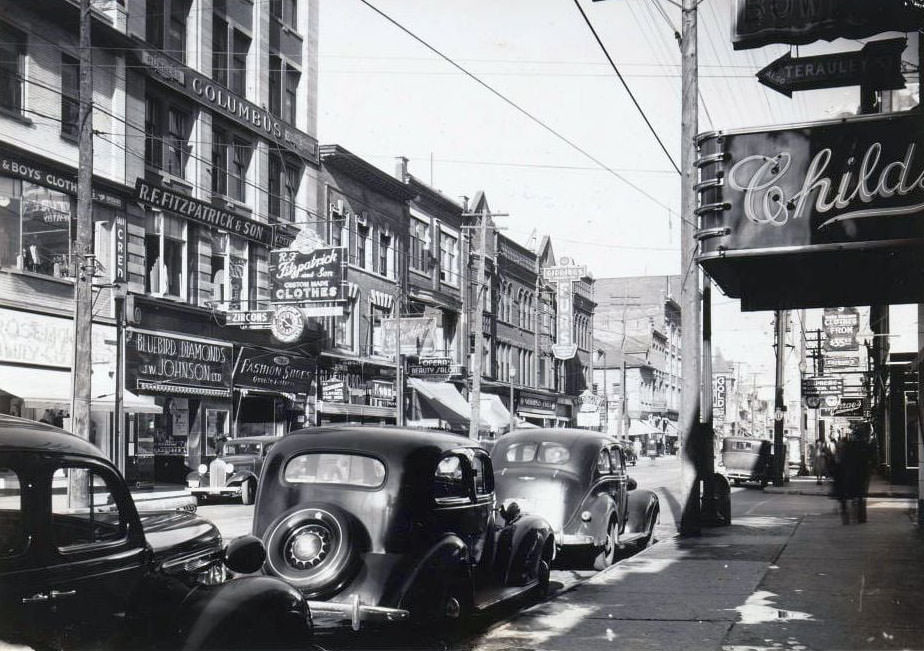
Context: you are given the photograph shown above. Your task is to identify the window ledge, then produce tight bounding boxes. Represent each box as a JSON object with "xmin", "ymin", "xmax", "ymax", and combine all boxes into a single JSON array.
[
  {"xmin": 0, "ymin": 107, "xmax": 33, "ymax": 126},
  {"xmin": 0, "ymin": 266, "xmax": 75, "ymax": 285},
  {"xmin": 409, "ymin": 267, "xmax": 430, "ymax": 279},
  {"xmin": 60, "ymin": 130, "xmax": 79, "ymax": 145}
]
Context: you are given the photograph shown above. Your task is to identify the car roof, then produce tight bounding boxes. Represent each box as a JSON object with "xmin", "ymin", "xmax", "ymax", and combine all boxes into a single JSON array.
[
  {"xmin": 499, "ymin": 428, "xmax": 622, "ymax": 448},
  {"xmin": 224, "ymin": 435, "xmax": 281, "ymax": 445},
  {"xmin": 0, "ymin": 414, "xmax": 105, "ymax": 458},
  {"xmin": 275, "ymin": 425, "xmax": 485, "ymax": 459}
]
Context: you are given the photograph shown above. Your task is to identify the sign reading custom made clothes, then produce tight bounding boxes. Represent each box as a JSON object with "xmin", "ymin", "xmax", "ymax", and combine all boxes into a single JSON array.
[
  {"xmin": 233, "ymin": 348, "xmax": 314, "ymax": 394},
  {"xmin": 126, "ymin": 328, "xmax": 233, "ymax": 398},
  {"xmin": 732, "ymin": 0, "xmax": 921, "ymax": 50},
  {"xmin": 696, "ymin": 111, "xmax": 924, "ymax": 310},
  {"xmin": 270, "ymin": 247, "xmax": 345, "ymax": 303}
]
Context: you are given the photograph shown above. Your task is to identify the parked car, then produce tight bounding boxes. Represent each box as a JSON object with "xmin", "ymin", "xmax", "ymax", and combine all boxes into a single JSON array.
[
  {"xmin": 0, "ymin": 415, "xmax": 311, "ymax": 650},
  {"xmin": 253, "ymin": 426, "xmax": 555, "ymax": 631},
  {"xmin": 491, "ymin": 429, "xmax": 660, "ymax": 570},
  {"xmin": 186, "ymin": 435, "xmax": 280, "ymax": 504},
  {"xmin": 721, "ymin": 436, "xmax": 780, "ymax": 487}
]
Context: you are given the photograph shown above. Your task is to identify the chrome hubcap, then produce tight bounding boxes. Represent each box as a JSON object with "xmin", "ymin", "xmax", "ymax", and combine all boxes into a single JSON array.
[{"xmin": 285, "ymin": 524, "xmax": 331, "ymax": 569}]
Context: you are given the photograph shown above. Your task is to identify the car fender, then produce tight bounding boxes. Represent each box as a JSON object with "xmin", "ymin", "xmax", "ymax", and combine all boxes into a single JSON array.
[
  {"xmin": 391, "ymin": 534, "xmax": 469, "ymax": 609},
  {"xmin": 174, "ymin": 575, "xmax": 311, "ymax": 650},
  {"xmin": 565, "ymin": 492, "xmax": 615, "ymax": 546},
  {"xmin": 624, "ymin": 489, "xmax": 659, "ymax": 536},
  {"xmin": 226, "ymin": 471, "xmax": 257, "ymax": 487},
  {"xmin": 499, "ymin": 514, "xmax": 554, "ymax": 586}
]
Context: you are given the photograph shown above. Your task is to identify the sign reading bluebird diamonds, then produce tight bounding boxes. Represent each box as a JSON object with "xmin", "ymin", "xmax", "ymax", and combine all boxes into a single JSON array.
[{"xmin": 126, "ymin": 329, "xmax": 233, "ymax": 398}]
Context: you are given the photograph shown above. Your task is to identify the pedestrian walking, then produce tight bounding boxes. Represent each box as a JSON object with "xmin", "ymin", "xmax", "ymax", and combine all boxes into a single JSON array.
[
  {"xmin": 812, "ymin": 437, "xmax": 827, "ymax": 484},
  {"xmin": 833, "ymin": 422, "xmax": 874, "ymax": 524}
]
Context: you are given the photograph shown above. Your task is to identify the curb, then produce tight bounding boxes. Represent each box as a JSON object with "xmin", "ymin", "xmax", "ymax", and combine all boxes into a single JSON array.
[{"xmin": 763, "ymin": 486, "xmax": 916, "ymax": 498}]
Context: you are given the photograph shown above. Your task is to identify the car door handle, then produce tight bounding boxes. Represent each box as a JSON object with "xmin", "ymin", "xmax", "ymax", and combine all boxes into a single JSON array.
[
  {"xmin": 21, "ymin": 593, "xmax": 50, "ymax": 604},
  {"xmin": 50, "ymin": 590, "xmax": 77, "ymax": 599}
]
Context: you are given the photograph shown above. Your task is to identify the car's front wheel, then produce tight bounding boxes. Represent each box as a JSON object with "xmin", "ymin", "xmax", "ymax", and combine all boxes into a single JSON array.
[
  {"xmin": 592, "ymin": 517, "xmax": 618, "ymax": 570},
  {"xmin": 240, "ymin": 478, "xmax": 256, "ymax": 505}
]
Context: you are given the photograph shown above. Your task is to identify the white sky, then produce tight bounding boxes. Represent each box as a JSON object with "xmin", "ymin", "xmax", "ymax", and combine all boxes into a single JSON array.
[{"xmin": 316, "ymin": 0, "xmax": 921, "ymax": 388}]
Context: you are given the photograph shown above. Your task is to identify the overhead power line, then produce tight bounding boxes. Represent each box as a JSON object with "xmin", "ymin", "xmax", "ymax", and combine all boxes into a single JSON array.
[
  {"xmin": 356, "ymin": 0, "xmax": 681, "ymax": 221},
  {"xmin": 571, "ymin": 0, "xmax": 681, "ymax": 175}
]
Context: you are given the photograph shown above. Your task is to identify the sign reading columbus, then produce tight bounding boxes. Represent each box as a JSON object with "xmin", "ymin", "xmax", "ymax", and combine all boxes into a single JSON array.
[
  {"xmin": 126, "ymin": 329, "xmax": 233, "ymax": 397},
  {"xmin": 733, "ymin": 0, "xmax": 922, "ymax": 50},
  {"xmin": 270, "ymin": 247, "xmax": 345, "ymax": 304},
  {"xmin": 696, "ymin": 111, "xmax": 924, "ymax": 309}
]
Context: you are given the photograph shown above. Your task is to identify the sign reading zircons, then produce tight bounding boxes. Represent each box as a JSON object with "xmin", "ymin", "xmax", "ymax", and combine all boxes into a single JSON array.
[{"xmin": 543, "ymin": 258, "xmax": 586, "ymax": 360}]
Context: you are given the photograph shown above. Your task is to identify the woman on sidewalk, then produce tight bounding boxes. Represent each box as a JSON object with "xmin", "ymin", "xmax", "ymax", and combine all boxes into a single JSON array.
[{"xmin": 833, "ymin": 422, "xmax": 874, "ymax": 524}]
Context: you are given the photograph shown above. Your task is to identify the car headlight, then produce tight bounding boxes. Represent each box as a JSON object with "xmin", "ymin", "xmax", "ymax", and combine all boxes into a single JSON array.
[
  {"xmin": 198, "ymin": 464, "xmax": 208, "ymax": 474},
  {"xmin": 225, "ymin": 463, "xmax": 234, "ymax": 473},
  {"xmin": 580, "ymin": 511, "xmax": 593, "ymax": 522}
]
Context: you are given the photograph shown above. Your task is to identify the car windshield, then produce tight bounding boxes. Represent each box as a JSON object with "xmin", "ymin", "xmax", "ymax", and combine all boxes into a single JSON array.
[
  {"xmin": 223, "ymin": 442, "xmax": 263, "ymax": 456},
  {"xmin": 503, "ymin": 441, "xmax": 571, "ymax": 465},
  {"xmin": 284, "ymin": 453, "xmax": 385, "ymax": 488}
]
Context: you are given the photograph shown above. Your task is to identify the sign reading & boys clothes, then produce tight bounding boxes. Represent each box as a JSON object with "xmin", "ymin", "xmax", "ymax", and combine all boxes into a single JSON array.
[
  {"xmin": 270, "ymin": 247, "xmax": 346, "ymax": 304},
  {"xmin": 696, "ymin": 111, "xmax": 924, "ymax": 310},
  {"xmin": 126, "ymin": 329, "xmax": 233, "ymax": 398}
]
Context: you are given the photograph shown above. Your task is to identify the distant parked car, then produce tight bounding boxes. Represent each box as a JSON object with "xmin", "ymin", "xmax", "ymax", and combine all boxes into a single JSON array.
[
  {"xmin": 721, "ymin": 436, "xmax": 773, "ymax": 487},
  {"xmin": 0, "ymin": 415, "xmax": 311, "ymax": 651},
  {"xmin": 187, "ymin": 435, "xmax": 279, "ymax": 504},
  {"xmin": 253, "ymin": 426, "xmax": 555, "ymax": 631},
  {"xmin": 492, "ymin": 429, "xmax": 660, "ymax": 570}
]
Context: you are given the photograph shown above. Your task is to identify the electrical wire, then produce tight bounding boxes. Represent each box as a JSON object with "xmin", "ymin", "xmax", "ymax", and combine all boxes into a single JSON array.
[{"xmin": 572, "ymin": 0, "xmax": 680, "ymax": 175}]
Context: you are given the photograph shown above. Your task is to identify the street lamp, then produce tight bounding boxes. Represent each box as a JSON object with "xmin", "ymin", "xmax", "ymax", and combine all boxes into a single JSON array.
[
  {"xmin": 508, "ymin": 368, "xmax": 516, "ymax": 433},
  {"xmin": 597, "ymin": 348, "xmax": 608, "ymax": 434}
]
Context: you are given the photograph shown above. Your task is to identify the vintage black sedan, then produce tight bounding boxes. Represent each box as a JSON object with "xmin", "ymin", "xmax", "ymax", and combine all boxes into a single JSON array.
[
  {"xmin": 0, "ymin": 415, "xmax": 311, "ymax": 650},
  {"xmin": 187, "ymin": 435, "xmax": 279, "ymax": 504},
  {"xmin": 492, "ymin": 429, "xmax": 660, "ymax": 570},
  {"xmin": 253, "ymin": 426, "xmax": 555, "ymax": 631}
]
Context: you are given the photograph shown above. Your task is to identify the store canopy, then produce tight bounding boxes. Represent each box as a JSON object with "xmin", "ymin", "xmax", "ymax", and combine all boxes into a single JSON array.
[
  {"xmin": 627, "ymin": 419, "xmax": 661, "ymax": 437},
  {"xmin": 0, "ymin": 367, "xmax": 160, "ymax": 413},
  {"xmin": 479, "ymin": 394, "xmax": 512, "ymax": 432},
  {"xmin": 408, "ymin": 379, "xmax": 488, "ymax": 430}
]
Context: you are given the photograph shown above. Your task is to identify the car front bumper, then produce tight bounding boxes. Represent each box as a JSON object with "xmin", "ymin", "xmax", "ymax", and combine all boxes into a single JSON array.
[
  {"xmin": 188, "ymin": 484, "xmax": 241, "ymax": 496},
  {"xmin": 306, "ymin": 594, "xmax": 409, "ymax": 631},
  {"xmin": 557, "ymin": 532, "xmax": 596, "ymax": 546}
]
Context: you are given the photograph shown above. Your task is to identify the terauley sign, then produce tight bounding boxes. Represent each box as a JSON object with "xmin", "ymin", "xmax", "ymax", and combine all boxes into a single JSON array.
[{"xmin": 695, "ymin": 111, "xmax": 924, "ymax": 308}]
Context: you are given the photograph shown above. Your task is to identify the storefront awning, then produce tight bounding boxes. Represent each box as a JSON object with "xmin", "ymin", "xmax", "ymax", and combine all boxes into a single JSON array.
[
  {"xmin": 0, "ymin": 367, "xmax": 161, "ymax": 413},
  {"xmin": 317, "ymin": 401, "xmax": 395, "ymax": 419},
  {"xmin": 628, "ymin": 419, "xmax": 661, "ymax": 437},
  {"xmin": 408, "ymin": 379, "xmax": 487, "ymax": 429},
  {"xmin": 479, "ymin": 394, "xmax": 512, "ymax": 432}
]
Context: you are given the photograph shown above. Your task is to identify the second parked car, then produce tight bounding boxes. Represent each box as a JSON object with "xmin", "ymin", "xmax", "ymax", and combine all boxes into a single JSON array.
[{"xmin": 492, "ymin": 428, "xmax": 660, "ymax": 570}]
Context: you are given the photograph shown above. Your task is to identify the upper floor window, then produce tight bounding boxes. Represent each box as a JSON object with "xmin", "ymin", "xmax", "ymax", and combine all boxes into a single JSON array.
[
  {"xmin": 378, "ymin": 232, "xmax": 391, "ymax": 277},
  {"xmin": 212, "ymin": 126, "xmax": 251, "ymax": 203},
  {"xmin": 147, "ymin": 0, "xmax": 190, "ymax": 63},
  {"xmin": 0, "ymin": 177, "xmax": 75, "ymax": 279},
  {"xmin": 409, "ymin": 218, "xmax": 429, "ymax": 273},
  {"xmin": 268, "ymin": 155, "xmax": 300, "ymax": 223},
  {"xmin": 213, "ymin": 17, "xmax": 250, "ymax": 96},
  {"xmin": 145, "ymin": 96, "xmax": 191, "ymax": 179},
  {"xmin": 60, "ymin": 54, "xmax": 79, "ymax": 138},
  {"xmin": 439, "ymin": 231, "xmax": 459, "ymax": 285},
  {"xmin": 269, "ymin": 56, "xmax": 299, "ymax": 124},
  {"xmin": 270, "ymin": 0, "xmax": 298, "ymax": 30},
  {"xmin": 0, "ymin": 21, "xmax": 25, "ymax": 115},
  {"xmin": 353, "ymin": 223, "xmax": 369, "ymax": 269},
  {"xmin": 144, "ymin": 212, "xmax": 186, "ymax": 299},
  {"xmin": 210, "ymin": 231, "xmax": 248, "ymax": 308}
]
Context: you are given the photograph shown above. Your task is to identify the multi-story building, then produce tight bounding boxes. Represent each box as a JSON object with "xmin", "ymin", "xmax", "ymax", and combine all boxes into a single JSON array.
[
  {"xmin": 593, "ymin": 276, "xmax": 681, "ymax": 442},
  {"xmin": 0, "ymin": 0, "xmax": 321, "ymax": 484},
  {"xmin": 313, "ymin": 145, "xmax": 415, "ymax": 426}
]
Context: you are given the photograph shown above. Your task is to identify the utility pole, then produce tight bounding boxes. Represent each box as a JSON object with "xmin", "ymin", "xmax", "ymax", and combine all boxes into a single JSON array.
[
  {"xmin": 679, "ymin": 0, "xmax": 701, "ymax": 536},
  {"xmin": 69, "ymin": 0, "xmax": 94, "ymax": 508},
  {"xmin": 393, "ymin": 283, "xmax": 404, "ymax": 426},
  {"xmin": 772, "ymin": 310, "xmax": 787, "ymax": 486},
  {"xmin": 462, "ymin": 208, "xmax": 507, "ymax": 439}
]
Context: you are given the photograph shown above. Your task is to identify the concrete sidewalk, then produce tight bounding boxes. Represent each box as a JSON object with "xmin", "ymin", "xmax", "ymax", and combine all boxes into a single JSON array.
[
  {"xmin": 765, "ymin": 474, "xmax": 917, "ymax": 499},
  {"xmin": 473, "ymin": 492, "xmax": 924, "ymax": 650},
  {"xmin": 128, "ymin": 483, "xmax": 197, "ymax": 512}
]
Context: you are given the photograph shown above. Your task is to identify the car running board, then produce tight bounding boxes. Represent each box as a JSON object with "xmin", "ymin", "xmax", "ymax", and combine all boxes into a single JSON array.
[
  {"xmin": 474, "ymin": 580, "xmax": 540, "ymax": 611},
  {"xmin": 616, "ymin": 532, "xmax": 649, "ymax": 547}
]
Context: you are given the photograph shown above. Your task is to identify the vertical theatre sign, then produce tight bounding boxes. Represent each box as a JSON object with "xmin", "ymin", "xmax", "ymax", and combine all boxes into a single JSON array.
[
  {"xmin": 713, "ymin": 374, "xmax": 727, "ymax": 425},
  {"xmin": 696, "ymin": 111, "xmax": 924, "ymax": 310},
  {"xmin": 543, "ymin": 258, "xmax": 586, "ymax": 360}
]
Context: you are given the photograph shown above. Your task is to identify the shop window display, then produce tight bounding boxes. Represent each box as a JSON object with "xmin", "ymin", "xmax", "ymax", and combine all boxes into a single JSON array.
[{"xmin": 0, "ymin": 177, "xmax": 74, "ymax": 278}]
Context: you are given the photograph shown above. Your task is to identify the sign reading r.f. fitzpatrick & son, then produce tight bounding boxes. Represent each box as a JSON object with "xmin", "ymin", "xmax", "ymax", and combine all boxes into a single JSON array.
[
  {"xmin": 696, "ymin": 111, "xmax": 924, "ymax": 309},
  {"xmin": 126, "ymin": 329, "xmax": 233, "ymax": 398},
  {"xmin": 270, "ymin": 247, "xmax": 345, "ymax": 304},
  {"xmin": 134, "ymin": 179, "xmax": 295, "ymax": 248}
]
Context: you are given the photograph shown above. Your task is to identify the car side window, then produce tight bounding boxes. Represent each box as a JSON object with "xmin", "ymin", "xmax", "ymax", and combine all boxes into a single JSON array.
[
  {"xmin": 471, "ymin": 453, "xmax": 494, "ymax": 496},
  {"xmin": 50, "ymin": 465, "xmax": 127, "ymax": 551},
  {"xmin": 433, "ymin": 455, "xmax": 469, "ymax": 502},
  {"xmin": 0, "ymin": 466, "xmax": 26, "ymax": 559},
  {"xmin": 610, "ymin": 447, "xmax": 626, "ymax": 478},
  {"xmin": 596, "ymin": 448, "xmax": 611, "ymax": 474}
]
